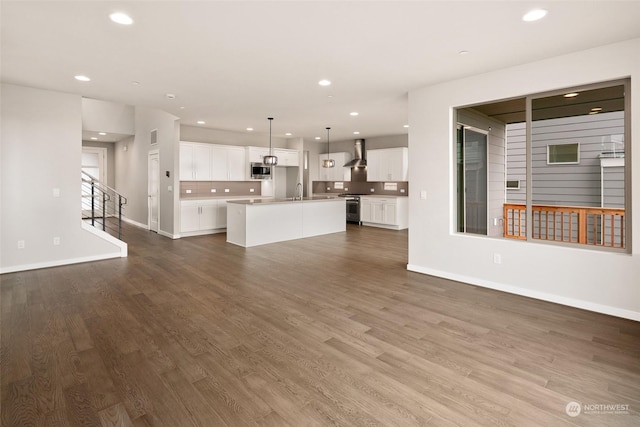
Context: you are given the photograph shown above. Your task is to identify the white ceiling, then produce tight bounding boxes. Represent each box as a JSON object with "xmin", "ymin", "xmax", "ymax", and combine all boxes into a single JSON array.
[{"xmin": 3, "ymin": 1, "xmax": 640, "ymax": 143}]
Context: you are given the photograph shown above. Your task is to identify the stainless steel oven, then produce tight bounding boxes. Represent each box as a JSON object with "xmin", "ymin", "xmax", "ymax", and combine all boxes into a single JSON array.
[{"xmin": 339, "ymin": 194, "xmax": 361, "ymax": 225}]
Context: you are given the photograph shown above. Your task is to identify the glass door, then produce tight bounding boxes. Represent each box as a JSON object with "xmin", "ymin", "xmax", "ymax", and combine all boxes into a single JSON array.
[{"xmin": 457, "ymin": 126, "xmax": 488, "ymax": 235}]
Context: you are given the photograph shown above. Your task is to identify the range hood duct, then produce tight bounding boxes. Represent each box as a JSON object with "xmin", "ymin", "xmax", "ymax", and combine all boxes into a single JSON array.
[{"xmin": 344, "ymin": 139, "xmax": 366, "ymax": 167}]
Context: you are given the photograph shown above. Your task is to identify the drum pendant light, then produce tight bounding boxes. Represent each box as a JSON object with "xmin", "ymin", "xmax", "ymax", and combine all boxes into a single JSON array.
[
  {"xmin": 263, "ymin": 117, "xmax": 278, "ymax": 166},
  {"xmin": 322, "ymin": 127, "xmax": 335, "ymax": 168}
]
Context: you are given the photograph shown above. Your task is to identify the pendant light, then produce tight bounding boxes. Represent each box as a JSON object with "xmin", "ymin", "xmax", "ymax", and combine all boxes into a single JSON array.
[
  {"xmin": 263, "ymin": 117, "xmax": 278, "ymax": 166},
  {"xmin": 322, "ymin": 127, "xmax": 335, "ymax": 168}
]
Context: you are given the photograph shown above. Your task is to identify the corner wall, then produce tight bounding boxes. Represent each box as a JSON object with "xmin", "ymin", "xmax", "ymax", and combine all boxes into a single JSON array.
[
  {"xmin": 407, "ymin": 38, "xmax": 640, "ymax": 320},
  {"xmin": 1, "ymin": 84, "xmax": 124, "ymax": 273}
]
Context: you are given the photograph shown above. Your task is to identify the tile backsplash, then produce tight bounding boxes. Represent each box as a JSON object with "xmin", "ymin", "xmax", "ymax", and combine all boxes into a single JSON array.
[
  {"xmin": 312, "ymin": 181, "xmax": 408, "ymax": 196},
  {"xmin": 181, "ymin": 181, "xmax": 261, "ymax": 199}
]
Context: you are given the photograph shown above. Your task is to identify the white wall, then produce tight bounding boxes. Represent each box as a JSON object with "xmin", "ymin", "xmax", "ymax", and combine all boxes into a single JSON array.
[
  {"xmin": 1, "ymin": 84, "xmax": 124, "ymax": 273},
  {"xmin": 115, "ymin": 106, "xmax": 180, "ymax": 237},
  {"xmin": 82, "ymin": 98, "xmax": 134, "ymax": 135},
  {"xmin": 407, "ymin": 38, "xmax": 640, "ymax": 321}
]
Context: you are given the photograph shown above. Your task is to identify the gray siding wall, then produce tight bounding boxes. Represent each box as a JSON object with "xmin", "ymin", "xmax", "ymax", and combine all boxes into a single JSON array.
[
  {"xmin": 506, "ymin": 111, "xmax": 624, "ymax": 208},
  {"xmin": 603, "ymin": 166, "xmax": 625, "ymax": 208}
]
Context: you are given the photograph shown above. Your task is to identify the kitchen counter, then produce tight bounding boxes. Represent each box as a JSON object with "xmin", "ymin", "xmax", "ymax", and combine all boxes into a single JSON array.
[
  {"xmin": 228, "ymin": 195, "xmax": 338, "ymax": 205},
  {"xmin": 226, "ymin": 197, "xmax": 345, "ymax": 247}
]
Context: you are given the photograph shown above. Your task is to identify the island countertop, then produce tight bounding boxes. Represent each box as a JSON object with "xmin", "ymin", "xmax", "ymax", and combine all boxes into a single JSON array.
[{"xmin": 227, "ymin": 195, "xmax": 339, "ymax": 205}]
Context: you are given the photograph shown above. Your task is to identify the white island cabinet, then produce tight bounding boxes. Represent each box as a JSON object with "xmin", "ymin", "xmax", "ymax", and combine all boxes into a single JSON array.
[
  {"xmin": 226, "ymin": 197, "xmax": 345, "ymax": 247},
  {"xmin": 360, "ymin": 196, "xmax": 408, "ymax": 230}
]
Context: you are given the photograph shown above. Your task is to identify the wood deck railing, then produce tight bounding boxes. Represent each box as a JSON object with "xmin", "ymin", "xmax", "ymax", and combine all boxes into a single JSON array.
[{"xmin": 503, "ymin": 203, "xmax": 625, "ymax": 248}]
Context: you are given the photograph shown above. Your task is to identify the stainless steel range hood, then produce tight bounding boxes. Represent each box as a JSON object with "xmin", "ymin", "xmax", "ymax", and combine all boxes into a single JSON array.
[{"xmin": 344, "ymin": 139, "xmax": 366, "ymax": 167}]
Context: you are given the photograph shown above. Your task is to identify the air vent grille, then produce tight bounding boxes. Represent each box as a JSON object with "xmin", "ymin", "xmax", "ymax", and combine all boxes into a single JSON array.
[{"xmin": 150, "ymin": 129, "xmax": 158, "ymax": 145}]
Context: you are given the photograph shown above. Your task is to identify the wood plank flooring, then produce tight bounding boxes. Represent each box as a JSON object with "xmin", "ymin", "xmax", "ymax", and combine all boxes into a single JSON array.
[{"xmin": 1, "ymin": 223, "xmax": 639, "ymax": 426}]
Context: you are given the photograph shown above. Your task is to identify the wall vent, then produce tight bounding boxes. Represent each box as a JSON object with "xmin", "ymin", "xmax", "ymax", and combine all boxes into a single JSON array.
[{"xmin": 150, "ymin": 129, "xmax": 158, "ymax": 145}]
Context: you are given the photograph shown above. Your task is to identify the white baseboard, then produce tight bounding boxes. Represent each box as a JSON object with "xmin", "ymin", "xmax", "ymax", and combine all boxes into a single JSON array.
[
  {"xmin": 158, "ymin": 229, "xmax": 179, "ymax": 239},
  {"xmin": 1, "ymin": 252, "xmax": 123, "ymax": 274},
  {"xmin": 121, "ymin": 216, "xmax": 149, "ymax": 230},
  {"xmin": 406, "ymin": 264, "xmax": 640, "ymax": 322}
]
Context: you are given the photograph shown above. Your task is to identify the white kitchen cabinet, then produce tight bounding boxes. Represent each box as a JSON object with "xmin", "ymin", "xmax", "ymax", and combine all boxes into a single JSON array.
[
  {"xmin": 318, "ymin": 152, "xmax": 352, "ymax": 181},
  {"xmin": 215, "ymin": 199, "xmax": 228, "ymax": 228},
  {"xmin": 212, "ymin": 145, "xmax": 246, "ymax": 181},
  {"xmin": 247, "ymin": 146, "xmax": 271, "ymax": 163},
  {"xmin": 180, "ymin": 142, "xmax": 213, "ymax": 181},
  {"xmin": 366, "ymin": 147, "xmax": 408, "ymax": 182},
  {"xmin": 360, "ymin": 196, "xmax": 408, "ymax": 230},
  {"xmin": 273, "ymin": 148, "xmax": 300, "ymax": 166},
  {"xmin": 180, "ymin": 200, "xmax": 219, "ymax": 234}
]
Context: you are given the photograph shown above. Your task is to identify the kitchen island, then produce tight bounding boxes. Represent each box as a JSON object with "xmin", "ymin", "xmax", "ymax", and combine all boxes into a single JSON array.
[{"xmin": 226, "ymin": 196, "xmax": 346, "ymax": 247}]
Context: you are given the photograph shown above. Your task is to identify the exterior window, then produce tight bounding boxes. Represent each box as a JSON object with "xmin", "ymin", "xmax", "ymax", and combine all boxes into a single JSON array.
[
  {"xmin": 456, "ymin": 79, "xmax": 628, "ymax": 251},
  {"xmin": 547, "ymin": 143, "xmax": 579, "ymax": 164},
  {"xmin": 506, "ymin": 180, "xmax": 520, "ymax": 189}
]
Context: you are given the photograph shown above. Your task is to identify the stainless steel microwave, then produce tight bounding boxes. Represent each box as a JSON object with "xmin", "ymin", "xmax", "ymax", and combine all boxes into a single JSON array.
[{"xmin": 250, "ymin": 163, "xmax": 272, "ymax": 179}]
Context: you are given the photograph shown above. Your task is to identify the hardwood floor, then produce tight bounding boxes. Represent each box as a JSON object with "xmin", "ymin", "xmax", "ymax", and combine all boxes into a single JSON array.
[{"xmin": 1, "ymin": 223, "xmax": 639, "ymax": 426}]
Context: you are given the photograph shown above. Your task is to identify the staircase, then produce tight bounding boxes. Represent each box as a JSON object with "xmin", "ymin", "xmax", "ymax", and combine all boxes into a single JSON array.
[{"xmin": 81, "ymin": 171, "xmax": 127, "ymax": 240}]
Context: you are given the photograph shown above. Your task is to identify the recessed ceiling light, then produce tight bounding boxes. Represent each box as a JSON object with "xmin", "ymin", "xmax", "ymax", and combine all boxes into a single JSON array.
[
  {"xmin": 589, "ymin": 111, "xmax": 599, "ymax": 115},
  {"xmin": 74, "ymin": 75, "xmax": 91, "ymax": 82},
  {"xmin": 246, "ymin": 127, "xmax": 254, "ymax": 131},
  {"xmin": 131, "ymin": 81, "xmax": 140, "ymax": 85},
  {"xmin": 458, "ymin": 50, "xmax": 469, "ymax": 55},
  {"xmin": 285, "ymin": 133, "xmax": 292, "ymax": 136},
  {"xmin": 522, "ymin": 9, "xmax": 547, "ymax": 22},
  {"xmin": 165, "ymin": 93, "xmax": 176, "ymax": 100},
  {"xmin": 564, "ymin": 92, "xmax": 579, "ymax": 98},
  {"xmin": 591, "ymin": 107, "xmax": 603, "ymax": 112},
  {"xmin": 99, "ymin": 132, "xmax": 107, "ymax": 136},
  {"xmin": 179, "ymin": 106, "xmax": 185, "ymax": 110},
  {"xmin": 403, "ymin": 124, "xmax": 409, "ymax": 128},
  {"xmin": 110, "ymin": 12, "xmax": 134, "ymax": 25},
  {"xmin": 197, "ymin": 120, "xmax": 205, "ymax": 125},
  {"xmin": 318, "ymin": 79, "xmax": 331, "ymax": 86},
  {"xmin": 90, "ymin": 137, "xmax": 98, "ymax": 140},
  {"xmin": 350, "ymin": 112, "xmax": 359, "ymax": 116},
  {"xmin": 315, "ymin": 137, "xmax": 321, "ymax": 140},
  {"xmin": 353, "ymin": 131, "xmax": 360, "ymax": 135}
]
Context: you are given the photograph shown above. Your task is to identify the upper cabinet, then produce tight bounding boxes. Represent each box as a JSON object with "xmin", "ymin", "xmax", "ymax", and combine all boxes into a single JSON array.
[
  {"xmin": 367, "ymin": 147, "xmax": 408, "ymax": 182},
  {"xmin": 318, "ymin": 152, "xmax": 352, "ymax": 181},
  {"xmin": 247, "ymin": 146, "xmax": 299, "ymax": 167},
  {"xmin": 247, "ymin": 146, "xmax": 270, "ymax": 164},
  {"xmin": 180, "ymin": 142, "xmax": 246, "ymax": 181},
  {"xmin": 273, "ymin": 148, "xmax": 299, "ymax": 167},
  {"xmin": 180, "ymin": 142, "xmax": 212, "ymax": 180},
  {"xmin": 212, "ymin": 145, "xmax": 246, "ymax": 181}
]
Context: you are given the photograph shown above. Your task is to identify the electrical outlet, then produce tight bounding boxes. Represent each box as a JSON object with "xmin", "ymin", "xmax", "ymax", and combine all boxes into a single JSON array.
[
  {"xmin": 52, "ymin": 188, "xmax": 60, "ymax": 197},
  {"xmin": 186, "ymin": 189, "xmax": 192, "ymax": 194},
  {"xmin": 53, "ymin": 237, "xmax": 61, "ymax": 246},
  {"xmin": 250, "ymin": 188, "xmax": 255, "ymax": 192},
  {"xmin": 211, "ymin": 189, "xmax": 216, "ymax": 193},
  {"xmin": 224, "ymin": 189, "xmax": 230, "ymax": 193},
  {"xmin": 18, "ymin": 240, "xmax": 25, "ymax": 249},
  {"xmin": 493, "ymin": 253, "xmax": 502, "ymax": 264},
  {"xmin": 370, "ymin": 188, "xmax": 375, "ymax": 192}
]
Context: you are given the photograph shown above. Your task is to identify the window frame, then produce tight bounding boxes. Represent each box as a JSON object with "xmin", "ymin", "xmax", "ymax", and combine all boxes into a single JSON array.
[{"xmin": 546, "ymin": 142, "xmax": 580, "ymax": 165}]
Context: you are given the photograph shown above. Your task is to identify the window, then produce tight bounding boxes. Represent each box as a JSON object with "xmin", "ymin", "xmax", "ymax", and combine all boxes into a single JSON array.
[
  {"xmin": 547, "ymin": 143, "xmax": 579, "ymax": 164},
  {"xmin": 506, "ymin": 180, "xmax": 520, "ymax": 189},
  {"xmin": 455, "ymin": 79, "xmax": 629, "ymax": 251}
]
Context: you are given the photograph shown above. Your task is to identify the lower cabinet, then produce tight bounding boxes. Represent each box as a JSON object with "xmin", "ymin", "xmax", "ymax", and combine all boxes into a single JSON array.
[
  {"xmin": 360, "ymin": 196, "xmax": 408, "ymax": 230},
  {"xmin": 180, "ymin": 199, "xmax": 226, "ymax": 236}
]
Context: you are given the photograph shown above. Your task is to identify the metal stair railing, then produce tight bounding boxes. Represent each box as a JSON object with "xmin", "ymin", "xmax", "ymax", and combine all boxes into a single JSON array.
[{"xmin": 81, "ymin": 171, "xmax": 128, "ymax": 240}]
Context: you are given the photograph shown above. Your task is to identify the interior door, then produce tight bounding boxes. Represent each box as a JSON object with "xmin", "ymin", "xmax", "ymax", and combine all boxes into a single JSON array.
[
  {"xmin": 81, "ymin": 147, "xmax": 107, "ymax": 217},
  {"xmin": 457, "ymin": 126, "xmax": 488, "ymax": 235},
  {"xmin": 148, "ymin": 151, "xmax": 160, "ymax": 233}
]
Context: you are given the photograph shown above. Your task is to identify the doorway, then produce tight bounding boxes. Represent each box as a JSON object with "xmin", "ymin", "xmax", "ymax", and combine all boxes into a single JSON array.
[
  {"xmin": 457, "ymin": 126, "xmax": 488, "ymax": 235},
  {"xmin": 148, "ymin": 150, "xmax": 159, "ymax": 233}
]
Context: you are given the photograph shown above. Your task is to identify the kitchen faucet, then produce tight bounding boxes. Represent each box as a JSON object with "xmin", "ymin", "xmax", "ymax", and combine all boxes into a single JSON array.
[{"xmin": 294, "ymin": 182, "xmax": 303, "ymax": 200}]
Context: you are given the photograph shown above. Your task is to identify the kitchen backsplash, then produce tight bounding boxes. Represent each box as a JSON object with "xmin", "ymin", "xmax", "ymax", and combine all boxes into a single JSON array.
[
  {"xmin": 181, "ymin": 181, "xmax": 261, "ymax": 199},
  {"xmin": 313, "ymin": 181, "xmax": 408, "ymax": 196}
]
